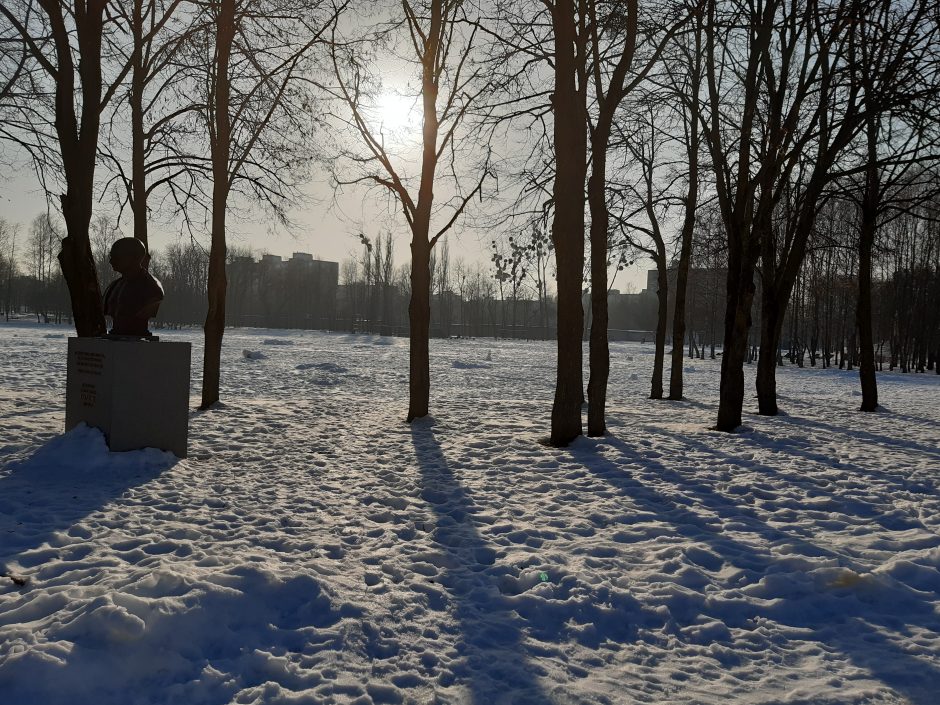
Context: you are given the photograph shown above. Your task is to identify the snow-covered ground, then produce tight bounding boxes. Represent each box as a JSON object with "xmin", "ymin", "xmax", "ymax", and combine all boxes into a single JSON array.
[{"xmin": 1, "ymin": 320, "xmax": 939, "ymax": 705}]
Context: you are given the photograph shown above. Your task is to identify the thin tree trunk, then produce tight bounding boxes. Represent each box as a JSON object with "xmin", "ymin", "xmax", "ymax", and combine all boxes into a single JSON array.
[
  {"xmin": 756, "ymin": 291, "xmax": 781, "ymax": 415},
  {"xmin": 856, "ymin": 226, "xmax": 877, "ymax": 410},
  {"xmin": 669, "ymin": 208, "xmax": 694, "ymax": 401},
  {"xmin": 857, "ymin": 118, "xmax": 879, "ymax": 412},
  {"xmin": 650, "ymin": 258, "xmax": 667, "ymax": 399},
  {"xmin": 404, "ymin": 0, "xmax": 442, "ymax": 422},
  {"xmin": 668, "ymin": 10, "xmax": 701, "ymax": 401},
  {"xmin": 201, "ymin": 0, "xmax": 234, "ymax": 410},
  {"xmin": 130, "ymin": 0, "xmax": 149, "ymax": 248}
]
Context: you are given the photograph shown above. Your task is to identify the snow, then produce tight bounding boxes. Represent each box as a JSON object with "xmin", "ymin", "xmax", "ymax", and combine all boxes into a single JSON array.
[{"xmin": 1, "ymin": 320, "xmax": 939, "ymax": 705}]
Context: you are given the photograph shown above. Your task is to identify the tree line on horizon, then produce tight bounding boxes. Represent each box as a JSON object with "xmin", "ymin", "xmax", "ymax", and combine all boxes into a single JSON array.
[
  {"xmin": 1, "ymin": 0, "xmax": 939, "ymax": 444},
  {"xmin": 4, "ymin": 202, "xmax": 936, "ymax": 375}
]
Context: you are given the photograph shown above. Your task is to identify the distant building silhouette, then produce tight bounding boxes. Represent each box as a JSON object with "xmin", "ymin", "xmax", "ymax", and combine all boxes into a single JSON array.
[{"xmin": 226, "ymin": 252, "xmax": 339, "ymax": 329}]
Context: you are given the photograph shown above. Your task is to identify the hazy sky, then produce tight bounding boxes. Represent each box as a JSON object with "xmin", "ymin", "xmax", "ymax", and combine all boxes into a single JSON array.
[
  {"xmin": 0, "ymin": 147, "xmax": 652, "ymax": 294},
  {"xmin": 0, "ymin": 0, "xmax": 657, "ymax": 295},
  {"xmin": 0, "ymin": 46, "xmax": 652, "ymax": 295},
  {"xmin": 0, "ymin": 152, "xmax": 459, "ymax": 271}
]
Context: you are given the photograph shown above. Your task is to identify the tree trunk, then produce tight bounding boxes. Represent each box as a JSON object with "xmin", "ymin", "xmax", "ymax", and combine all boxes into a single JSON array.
[
  {"xmin": 58, "ymin": 217, "xmax": 105, "ymax": 337},
  {"xmin": 668, "ymin": 13, "xmax": 700, "ymax": 401},
  {"xmin": 856, "ymin": 215, "xmax": 878, "ymax": 411},
  {"xmin": 403, "ymin": 0, "xmax": 442, "ymax": 422},
  {"xmin": 408, "ymin": 242, "xmax": 431, "ymax": 421},
  {"xmin": 200, "ymin": 0, "xmax": 234, "ymax": 410},
  {"xmin": 857, "ymin": 118, "xmax": 879, "ymax": 412},
  {"xmin": 756, "ymin": 288, "xmax": 781, "ymax": 415},
  {"xmin": 586, "ymin": 143, "xmax": 609, "ymax": 436},
  {"xmin": 716, "ymin": 238, "xmax": 758, "ymax": 432},
  {"xmin": 202, "ymin": 236, "xmax": 227, "ymax": 409},
  {"xmin": 549, "ymin": 0, "xmax": 586, "ymax": 446},
  {"xmin": 650, "ymin": 258, "xmax": 668, "ymax": 399},
  {"xmin": 669, "ymin": 214, "xmax": 693, "ymax": 401}
]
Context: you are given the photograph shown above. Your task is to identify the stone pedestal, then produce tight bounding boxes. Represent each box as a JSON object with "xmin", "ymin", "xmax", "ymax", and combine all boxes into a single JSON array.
[{"xmin": 65, "ymin": 337, "xmax": 191, "ymax": 458}]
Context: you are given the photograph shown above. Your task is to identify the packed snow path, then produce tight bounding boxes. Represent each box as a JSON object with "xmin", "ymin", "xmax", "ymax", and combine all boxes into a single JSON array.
[{"xmin": 1, "ymin": 322, "xmax": 939, "ymax": 705}]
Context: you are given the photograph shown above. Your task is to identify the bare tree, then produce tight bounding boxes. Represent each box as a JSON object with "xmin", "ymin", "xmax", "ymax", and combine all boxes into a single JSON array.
[
  {"xmin": 199, "ymin": 0, "xmax": 342, "ymax": 409},
  {"xmin": 0, "ymin": 1, "xmax": 33, "ymax": 153},
  {"xmin": 844, "ymin": 0, "xmax": 940, "ymax": 411},
  {"xmin": 329, "ymin": 0, "xmax": 492, "ymax": 421},
  {"xmin": 702, "ymin": 0, "xmax": 842, "ymax": 430},
  {"xmin": 98, "ymin": 0, "xmax": 190, "ymax": 249},
  {"xmin": 585, "ymin": 0, "xmax": 687, "ymax": 434},
  {"xmin": 540, "ymin": 0, "xmax": 588, "ymax": 444},
  {"xmin": 664, "ymin": 2, "xmax": 702, "ymax": 401},
  {"xmin": 610, "ymin": 103, "xmax": 674, "ymax": 400}
]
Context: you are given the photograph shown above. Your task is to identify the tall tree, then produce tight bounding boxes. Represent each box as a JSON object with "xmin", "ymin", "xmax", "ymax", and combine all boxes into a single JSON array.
[
  {"xmin": 847, "ymin": 0, "xmax": 939, "ymax": 411},
  {"xmin": 665, "ymin": 1, "xmax": 702, "ymax": 401},
  {"xmin": 702, "ymin": 0, "xmax": 839, "ymax": 430},
  {"xmin": 105, "ymin": 0, "xmax": 187, "ymax": 249},
  {"xmin": 610, "ymin": 104, "xmax": 674, "ymax": 400},
  {"xmin": 1, "ymin": 0, "xmax": 111, "ymax": 334},
  {"xmin": 585, "ymin": 0, "xmax": 686, "ymax": 433},
  {"xmin": 202, "ymin": 0, "xmax": 235, "ymax": 409},
  {"xmin": 198, "ymin": 0, "xmax": 341, "ymax": 408},
  {"xmin": 329, "ymin": 0, "xmax": 491, "ymax": 421}
]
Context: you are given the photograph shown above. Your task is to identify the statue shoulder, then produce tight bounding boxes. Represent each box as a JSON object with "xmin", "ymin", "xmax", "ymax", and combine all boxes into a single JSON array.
[{"xmin": 145, "ymin": 270, "xmax": 165, "ymax": 298}]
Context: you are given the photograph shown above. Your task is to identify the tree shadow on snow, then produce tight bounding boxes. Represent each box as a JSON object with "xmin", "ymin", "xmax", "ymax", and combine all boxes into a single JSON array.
[
  {"xmin": 666, "ymin": 427, "xmax": 935, "ymax": 533},
  {"xmin": 410, "ymin": 423, "xmax": 554, "ymax": 705},
  {"xmin": 769, "ymin": 413, "xmax": 940, "ymax": 463},
  {"xmin": 0, "ymin": 425, "xmax": 177, "ymax": 585},
  {"xmin": 577, "ymin": 435, "xmax": 940, "ymax": 705}
]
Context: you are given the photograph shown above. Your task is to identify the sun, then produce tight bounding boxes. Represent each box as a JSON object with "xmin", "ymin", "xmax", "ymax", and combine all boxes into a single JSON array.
[{"xmin": 372, "ymin": 91, "xmax": 420, "ymax": 136}]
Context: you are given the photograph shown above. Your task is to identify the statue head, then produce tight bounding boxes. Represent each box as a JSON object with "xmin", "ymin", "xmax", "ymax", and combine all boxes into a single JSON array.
[{"xmin": 109, "ymin": 237, "xmax": 148, "ymax": 276}]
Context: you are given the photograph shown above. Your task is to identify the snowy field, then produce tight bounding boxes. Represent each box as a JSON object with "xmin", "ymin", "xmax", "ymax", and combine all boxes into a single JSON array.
[{"xmin": 1, "ymin": 320, "xmax": 939, "ymax": 705}]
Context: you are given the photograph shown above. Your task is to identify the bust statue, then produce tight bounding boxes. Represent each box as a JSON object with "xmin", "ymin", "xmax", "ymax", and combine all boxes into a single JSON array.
[{"xmin": 102, "ymin": 238, "xmax": 164, "ymax": 337}]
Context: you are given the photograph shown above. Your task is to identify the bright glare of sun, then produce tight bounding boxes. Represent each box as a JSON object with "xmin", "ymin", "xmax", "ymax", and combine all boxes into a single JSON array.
[{"xmin": 372, "ymin": 91, "xmax": 420, "ymax": 136}]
